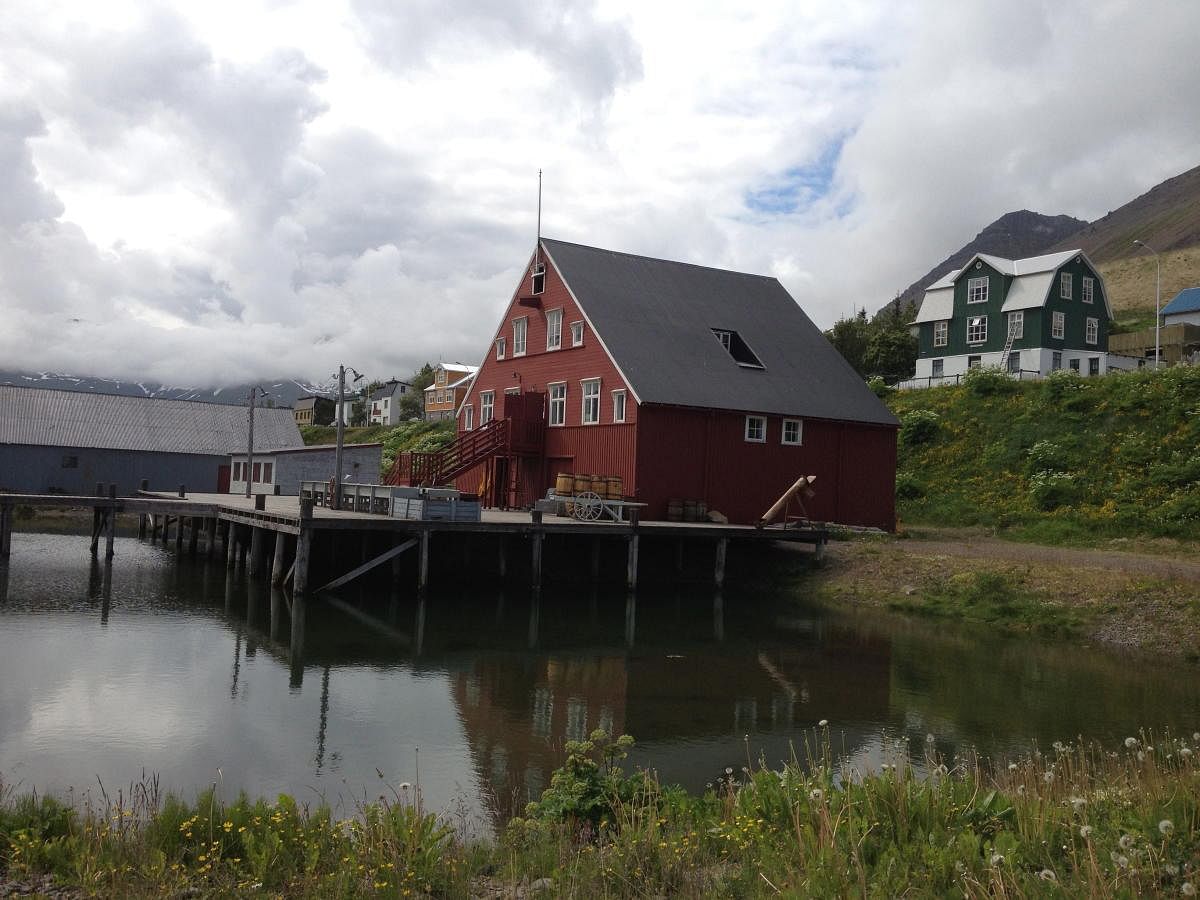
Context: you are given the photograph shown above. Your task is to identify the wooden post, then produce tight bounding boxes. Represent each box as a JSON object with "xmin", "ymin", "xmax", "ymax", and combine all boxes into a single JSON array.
[
  {"xmin": 174, "ymin": 515, "xmax": 184, "ymax": 553},
  {"xmin": 814, "ymin": 536, "xmax": 826, "ymax": 562},
  {"xmin": 714, "ymin": 537, "xmax": 728, "ymax": 588},
  {"xmin": 206, "ymin": 517, "xmax": 217, "ymax": 558},
  {"xmin": 294, "ymin": 499, "xmax": 314, "ymax": 595},
  {"xmin": 625, "ymin": 508, "xmax": 639, "ymax": 592},
  {"xmin": 248, "ymin": 527, "xmax": 264, "ymax": 579},
  {"xmin": 530, "ymin": 510, "xmax": 543, "ymax": 592},
  {"xmin": 624, "ymin": 592, "xmax": 637, "ymax": 648},
  {"xmin": 225, "ymin": 523, "xmax": 237, "ymax": 570},
  {"xmin": 289, "ymin": 594, "xmax": 306, "ymax": 688},
  {"xmin": 271, "ymin": 532, "xmax": 288, "ymax": 585},
  {"xmin": 90, "ymin": 482, "xmax": 104, "ymax": 555},
  {"xmin": 0, "ymin": 504, "xmax": 11, "ymax": 560},
  {"xmin": 178, "ymin": 484, "xmax": 186, "ymax": 499},
  {"xmin": 105, "ymin": 484, "xmax": 117, "ymax": 559},
  {"xmin": 161, "ymin": 516, "xmax": 170, "ymax": 546},
  {"xmin": 269, "ymin": 587, "xmax": 284, "ymax": 642},
  {"xmin": 418, "ymin": 528, "xmax": 430, "ymax": 592},
  {"xmin": 149, "ymin": 513, "xmax": 159, "ymax": 541},
  {"xmin": 138, "ymin": 479, "xmax": 149, "ymax": 538},
  {"xmin": 188, "ymin": 516, "xmax": 200, "ymax": 555},
  {"xmin": 294, "ymin": 528, "xmax": 313, "ymax": 594}
]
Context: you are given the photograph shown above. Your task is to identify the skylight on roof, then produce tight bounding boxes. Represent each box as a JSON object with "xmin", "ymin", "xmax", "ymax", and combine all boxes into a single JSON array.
[{"xmin": 712, "ymin": 328, "xmax": 764, "ymax": 369}]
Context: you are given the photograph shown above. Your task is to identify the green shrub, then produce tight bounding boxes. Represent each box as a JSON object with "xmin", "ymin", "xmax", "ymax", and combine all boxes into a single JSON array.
[
  {"xmin": 1026, "ymin": 439, "xmax": 1070, "ymax": 474},
  {"xmin": 1028, "ymin": 472, "xmax": 1076, "ymax": 511},
  {"xmin": 895, "ymin": 472, "xmax": 925, "ymax": 501},
  {"xmin": 900, "ymin": 409, "xmax": 940, "ymax": 447},
  {"xmin": 868, "ymin": 376, "xmax": 895, "ymax": 399},
  {"xmin": 963, "ymin": 366, "xmax": 1018, "ymax": 397}
]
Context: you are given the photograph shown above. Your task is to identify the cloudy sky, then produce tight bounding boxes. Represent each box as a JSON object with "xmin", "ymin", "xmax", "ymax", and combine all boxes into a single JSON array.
[{"xmin": 2, "ymin": 0, "xmax": 1198, "ymax": 387}]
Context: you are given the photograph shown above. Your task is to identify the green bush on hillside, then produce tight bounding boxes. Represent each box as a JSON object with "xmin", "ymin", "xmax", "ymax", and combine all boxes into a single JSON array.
[
  {"xmin": 900, "ymin": 409, "xmax": 940, "ymax": 447},
  {"xmin": 963, "ymin": 366, "xmax": 1019, "ymax": 397}
]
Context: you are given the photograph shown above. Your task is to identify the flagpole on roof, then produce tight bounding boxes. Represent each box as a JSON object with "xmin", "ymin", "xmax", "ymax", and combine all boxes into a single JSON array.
[{"xmin": 535, "ymin": 168, "xmax": 542, "ymax": 264}]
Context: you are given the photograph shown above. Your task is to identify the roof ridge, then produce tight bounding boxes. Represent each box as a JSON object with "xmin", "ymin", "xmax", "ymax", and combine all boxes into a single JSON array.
[
  {"xmin": 541, "ymin": 237, "xmax": 779, "ymax": 282},
  {"xmin": 0, "ymin": 382, "xmax": 287, "ymax": 409}
]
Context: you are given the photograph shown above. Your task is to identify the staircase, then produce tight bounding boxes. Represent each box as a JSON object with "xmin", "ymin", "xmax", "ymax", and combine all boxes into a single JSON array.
[{"xmin": 386, "ymin": 417, "xmax": 512, "ymax": 488}]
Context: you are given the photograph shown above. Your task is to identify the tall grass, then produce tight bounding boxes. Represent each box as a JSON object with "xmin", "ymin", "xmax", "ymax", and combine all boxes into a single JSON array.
[{"xmin": 3, "ymin": 728, "xmax": 1198, "ymax": 897}]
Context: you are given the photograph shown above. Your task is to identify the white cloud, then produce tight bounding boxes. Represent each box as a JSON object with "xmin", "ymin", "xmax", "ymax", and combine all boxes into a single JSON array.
[{"xmin": 0, "ymin": 0, "xmax": 1198, "ymax": 385}]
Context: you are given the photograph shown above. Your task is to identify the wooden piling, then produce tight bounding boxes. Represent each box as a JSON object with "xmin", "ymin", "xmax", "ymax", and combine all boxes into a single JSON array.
[
  {"xmin": 105, "ymin": 484, "xmax": 117, "ymax": 559},
  {"xmin": 138, "ymin": 480, "xmax": 149, "ymax": 538},
  {"xmin": 625, "ymin": 509, "xmax": 640, "ymax": 591},
  {"xmin": 271, "ymin": 532, "xmax": 287, "ymax": 585},
  {"xmin": 174, "ymin": 516, "xmax": 184, "ymax": 553},
  {"xmin": 294, "ymin": 499, "xmax": 314, "ymax": 594},
  {"xmin": 418, "ymin": 529, "xmax": 430, "ymax": 592},
  {"xmin": 225, "ymin": 523, "xmax": 237, "ymax": 570},
  {"xmin": 714, "ymin": 537, "xmax": 728, "ymax": 587},
  {"xmin": 0, "ymin": 504, "xmax": 12, "ymax": 559},
  {"xmin": 248, "ymin": 527, "xmax": 264, "ymax": 579},
  {"xmin": 530, "ymin": 510, "xmax": 543, "ymax": 591},
  {"xmin": 206, "ymin": 518, "xmax": 217, "ymax": 558},
  {"xmin": 90, "ymin": 483, "xmax": 104, "ymax": 556},
  {"xmin": 188, "ymin": 516, "xmax": 200, "ymax": 555}
]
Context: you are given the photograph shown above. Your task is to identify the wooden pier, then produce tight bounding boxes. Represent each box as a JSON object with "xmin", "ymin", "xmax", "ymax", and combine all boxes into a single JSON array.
[{"xmin": 0, "ymin": 488, "xmax": 827, "ymax": 596}]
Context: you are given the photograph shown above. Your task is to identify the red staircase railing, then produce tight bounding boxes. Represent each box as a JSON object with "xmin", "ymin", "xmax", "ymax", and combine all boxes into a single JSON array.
[{"xmin": 385, "ymin": 417, "xmax": 512, "ymax": 487}]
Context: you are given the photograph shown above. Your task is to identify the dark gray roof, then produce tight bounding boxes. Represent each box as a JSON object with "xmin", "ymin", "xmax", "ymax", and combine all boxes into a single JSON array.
[
  {"xmin": 370, "ymin": 380, "xmax": 409, "ymax": 401},
  {"xmin": 541, "ymin": 239, "xmax": 898, "ymax": 426},
  {"xmin": 0, "ymin": 385, "xmax": 303, "ymax": 455}
]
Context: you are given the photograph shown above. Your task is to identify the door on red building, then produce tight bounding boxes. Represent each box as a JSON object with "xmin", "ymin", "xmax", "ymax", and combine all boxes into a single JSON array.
[{"xmin": 217, "ymin": 465, "xmax": 231, "ymax": 493}]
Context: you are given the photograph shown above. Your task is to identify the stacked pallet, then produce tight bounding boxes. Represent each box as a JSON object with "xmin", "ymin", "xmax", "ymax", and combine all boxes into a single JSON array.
[{"xmin": 390, "ymin": 486, "xmax": 481, "ymax": 522}]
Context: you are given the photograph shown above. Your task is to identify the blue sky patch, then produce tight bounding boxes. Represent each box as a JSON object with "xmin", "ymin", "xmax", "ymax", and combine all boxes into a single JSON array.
[{"xmin": 746, "ymin": 135, "xmax": 847, "ymax": 216}]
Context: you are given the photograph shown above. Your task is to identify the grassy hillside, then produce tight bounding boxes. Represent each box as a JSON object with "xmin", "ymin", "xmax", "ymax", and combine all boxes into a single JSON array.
[
  {"xmin": 1096, "ymin": 243, "xmax": 1200, "ymax": 317},
  {"xmin": 300, "ymin": 420, "xmax": 456, "ymax": 472},
  {"xmin": 890, "ymin": 366, "xmax": 1200, "ymax": 542}
]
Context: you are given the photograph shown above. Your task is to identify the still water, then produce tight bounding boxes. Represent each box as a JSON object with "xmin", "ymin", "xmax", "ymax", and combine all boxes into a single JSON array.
[{"xmin": 1, "ymin": 532, "xmax": 1198, "ymax": 829}]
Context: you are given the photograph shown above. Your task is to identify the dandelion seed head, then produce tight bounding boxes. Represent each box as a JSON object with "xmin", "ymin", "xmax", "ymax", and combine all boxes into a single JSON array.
[
  {"xmin": 1125, "ymin": 737, "xmax": 1139, "ymax": 748},
  {"xmin": 1112, "ymin": 853, "xmax": 1129, "ymax": 868},
  {"xmin": 1138, "ymin": 751, "xmax": 1146, "ymax": 761},
  {"xmin": 1079, "ymin": 825, "xmax": 1093, "ymax": 839},
  {"xmin": 1038, "ymin": 869, "xmax": 1057, "ymax": 882},
  {"xmin": 926, "ymin": 733, "xmax": 935, "ymax": 744},
  {"xmin": 1008, "ymin": 762, "xmax": 1018, "ymax": 772},
  {"xmin": 725, "ymin": 767, "xmax": 733, "ymax": 775},
  {"xmin": 1182, "ymin": 748, "xmax": 1193, "ymax": 757},
  {"xmin": 1071, "ymin": 797, "xmax": 1086, "ymax": 814},
  {"xmin": 1043, "ymin": 771, "xmax": 1054, "ymax": 783},
  {"xmin": 398, "ymin": 782, "xmax": 411, "ymax": 791},
  {"xmin": 990, "ymin": 853, "xmax": 1004, "ymax": 865},
  {"xmin": 1160, "ymin": 819, "xmax": 1174, "ymax": 835},
  {"xmin": 1119, "ymin": 834, "xmax": 1135, "ymax": 850},
  {"xmin": 1053, "ymin": 741, "xmax": 1066, "ymax": 752},
  {"xmin": 1181, "ymin": 881, "xmax": 1195, "ymax": 897},
  {"xmin": 809, "ymin": 788, "xmax": 824, "ymax": 802},
  {"xmin": 818, "ymin": 719, "xmax": 828, "ymax": 727},
  {"xmin": 1194, "ymin": 732, "xmax": 1200, "ymax": 742}
]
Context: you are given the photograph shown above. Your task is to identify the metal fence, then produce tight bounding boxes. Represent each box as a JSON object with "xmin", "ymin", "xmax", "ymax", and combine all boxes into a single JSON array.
[{"xmin": 894, "ymin": 369, "xmax": 1046, "ymax": 391}]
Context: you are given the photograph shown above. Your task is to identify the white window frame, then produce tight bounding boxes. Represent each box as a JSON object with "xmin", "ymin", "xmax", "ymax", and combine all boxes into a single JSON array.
[
  {"xmin": 548, "ymin": 382, "xmax": 566, "ymax": 427},
  {"xmin": 1082, "ymin": 277, "xmax": 1094, "ymax": 304},
  {"xmin": 744, "ymin": 415, "xmax": 766, "ymax": 443},
  {"xmin": 463, "ymin": 404, "xmax": 474, "ymax": 431},
  {"xmin": 933, "ymin": 320, "xmax": 948, "ymax": 347},
  {"xmin": 781, "ymin": 418, "xmax": 802, "ymax": 446},
  {"xmin": 1007, "ymin": 310, "xmax": 1024, "ymax": 339},
  {"xmin": 581, "ymin": 378, "xmax": 601, "ymax": 425},
  {"xmin": 513, "ymin": 317, "xmax": 527, "ymax": 356},
  {"xmin": 531, "ymin": 261, "xmax": 546, "ymax": 295},
  {"xmin": 1052, "ymin": 351, "xmax": 1063, "ymax": 371},
  {"xmin": 966, "ymin": 315, "xmax": 987, "ymax": 345},
  {"xmin": 967, "ymin": 276, "xmax": 988, "ymax": 304},
  {"xmin": 1085, "ymin": 316, "xmax": 1098, "ymax": 345},
  {"xmin": 480, "ymin": 391, "xmax": 494, "ymax": 425},
  {"xmin": 546, "ymin": 308, "xmax": 562, "ymax": 351},
  {"xmin": 1060, "ymin": 271, "xmax": 1072, "ymax": 299},
  {"xmin": 496, "ymin": 336, "xmax": 506, "ymax": 360},
  {"xmin": 1052, "ymin": 311, "xmax": 1065, "ymax": 340},
  {"xmin": 932, "ymin": 358, "xmax": 944, "ymax": 378},
  {"xmin": 611, "ymin": 389, "xmax": 626, "ymax": 423},
  {"xmin": 571, "ymin": 321, "xmax": 584, "ymax": 347}
]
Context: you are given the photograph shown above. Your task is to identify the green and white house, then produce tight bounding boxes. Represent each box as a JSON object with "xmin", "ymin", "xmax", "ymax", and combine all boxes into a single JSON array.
[{"xmin": 908, "ymin": 249, "xmax": 1135, "ymax": 385}]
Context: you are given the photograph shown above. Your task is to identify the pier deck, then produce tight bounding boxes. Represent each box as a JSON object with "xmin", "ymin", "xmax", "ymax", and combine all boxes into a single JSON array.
[{"xmin": 0, "ymin": 489, "xmax": 826, "ymax": 595}]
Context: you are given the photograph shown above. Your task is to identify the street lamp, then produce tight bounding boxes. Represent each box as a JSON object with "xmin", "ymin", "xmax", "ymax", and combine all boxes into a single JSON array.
[
  {"xmin": 245, "ymin": 386, "xmax": 270, "ymax": 498},
  {"xmin": 1133, "ymin": 239, "xmax": 1162, "ymax": 370},
  {"xmin": 333, "ymin": 365, "xmax": 363, "ymax": 510}
]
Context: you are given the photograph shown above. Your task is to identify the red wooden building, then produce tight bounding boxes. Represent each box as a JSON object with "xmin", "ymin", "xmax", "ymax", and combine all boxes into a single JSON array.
[{"xmin": 393, "ymin": 239, "xmax": 899, "ymax": 530}]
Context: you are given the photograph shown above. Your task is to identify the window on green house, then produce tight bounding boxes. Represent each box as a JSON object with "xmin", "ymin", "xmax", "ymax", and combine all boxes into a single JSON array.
[{"xmin": 967, "ymin": 276, "xmax": 988, "ymax": 304}]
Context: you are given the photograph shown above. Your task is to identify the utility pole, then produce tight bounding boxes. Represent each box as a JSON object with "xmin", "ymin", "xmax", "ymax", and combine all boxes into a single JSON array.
[
  {"xmin": 333, "ymin": 365, "xmax": 363, "ymax": 510},
  {"xmin": 1133, "ymin": 240, "xmax": 1162, "ymax": 370},
  {"xmin": 245, "ymin": 387, "xmax": 257, "ymax": 499}
]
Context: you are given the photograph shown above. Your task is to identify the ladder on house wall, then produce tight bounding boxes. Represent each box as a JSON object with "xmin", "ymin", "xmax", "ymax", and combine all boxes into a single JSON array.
[{"xmin": 998, "ymin": 319, "xmax": 1019, "ymax": 372}]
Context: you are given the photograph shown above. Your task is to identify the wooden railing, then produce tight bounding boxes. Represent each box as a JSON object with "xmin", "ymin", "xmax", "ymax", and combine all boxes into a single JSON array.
[{"xmin": 387, "ymin": 417, "xmax": 514, "ymax": 487}]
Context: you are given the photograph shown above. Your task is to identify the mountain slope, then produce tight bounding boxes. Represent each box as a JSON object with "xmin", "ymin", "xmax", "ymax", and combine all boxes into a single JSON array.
[
  {"xmin": 1049, "ymin": 163, "xmax": 1200, "ymax": 263},
  {"xmin": 0, "ymin": 371, "xmax": 331, "ymax": 407},
  {"xmin": 887, "ymin": 211, "xmax": 1086, "ymax": 317}
]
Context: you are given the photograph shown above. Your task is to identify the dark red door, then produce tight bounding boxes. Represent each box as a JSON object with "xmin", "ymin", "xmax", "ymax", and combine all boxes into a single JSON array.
[{"xmin": 217, "ymin": 465, "xmax": 231, "ymax": 493}]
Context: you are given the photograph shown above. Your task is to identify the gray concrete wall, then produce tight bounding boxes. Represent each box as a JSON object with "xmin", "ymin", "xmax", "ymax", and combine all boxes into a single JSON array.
[
  {"xmin": 0, "ymin": 444, "xmax": 226, "ymax": 495},
  {"xmin": 230, "ymin": 445, "xmax": 382, "ymax": 495}
]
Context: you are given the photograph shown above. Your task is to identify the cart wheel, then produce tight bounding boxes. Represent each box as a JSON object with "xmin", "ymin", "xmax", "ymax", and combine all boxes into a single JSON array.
[{"xmin": 574, "ymin": 490, "xmax": 603, "ymax": 521}]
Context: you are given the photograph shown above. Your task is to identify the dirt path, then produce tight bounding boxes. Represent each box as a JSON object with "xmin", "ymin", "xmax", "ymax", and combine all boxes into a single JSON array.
[{"xmin": 875, "ymin": 532, "xmax": 1200, "ymax": 584}]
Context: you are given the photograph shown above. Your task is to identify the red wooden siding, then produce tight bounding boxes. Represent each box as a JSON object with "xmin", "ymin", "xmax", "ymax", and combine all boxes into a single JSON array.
[
  {"xmin": 634, "ymin": 405, "xmax": 896, "ymax": 530},
  {"xmin": 460, "ymin": 254, "xmax": 636, "ymax": 430}
]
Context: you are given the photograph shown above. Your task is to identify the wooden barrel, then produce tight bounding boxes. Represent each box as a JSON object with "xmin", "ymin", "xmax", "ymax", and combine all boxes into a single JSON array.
[
  {"xmin": 667, "ymin": 499, "xmax": 683, "ymax": 521},
  {"xmin": 683, "ymin": 500, "xmax": 698, "ymax": 522},
  {"xmin": 573, "ymin": 474, "xmax": 591, "ymax": 496},
  {"xmin": 555, "ymin": 473, "xmax": 573, "ymax": 496},
  {"xmin": 590, "ymin": 475, "xmax": 607, "ymax": 496},
  {"xmin": 605, "ymin": 475, "xmax": 623, "ymax": 500}
]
